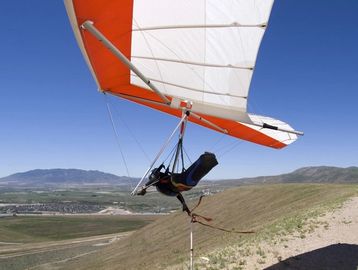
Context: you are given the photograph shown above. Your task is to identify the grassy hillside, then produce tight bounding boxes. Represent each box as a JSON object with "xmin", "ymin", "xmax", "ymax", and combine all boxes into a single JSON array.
[{"xmin": 61, "ymin": 184, "xmax": 358, "ymax": 270}]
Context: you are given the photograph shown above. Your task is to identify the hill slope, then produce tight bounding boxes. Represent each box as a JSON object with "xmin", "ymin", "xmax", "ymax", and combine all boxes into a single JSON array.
[
  {"xmin": 281, "ymin": 166, "xmax": 358, "ymax": 183},
  {"xmin": 0, "ymin": 169, "xmax": 134, "ymax": 186},
  {"xmin": 214, "ymin": 166, "xmax": 358, "ymax": 187},
  {"xmin": 61, "ymin": 183, "xmax": 358, "ymax": 270}
]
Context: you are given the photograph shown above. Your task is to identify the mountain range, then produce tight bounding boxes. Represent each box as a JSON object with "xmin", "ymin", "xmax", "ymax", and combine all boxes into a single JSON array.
[
  {"xmin": 0, "ymin": 169, "xmax": 135, "ymax": 187},
  {"xmin": 214, "ymin": 166, "xmax": 358, "ymax": 186},
  {"xmin": 0, "ymin": 166, "xmax": 357, "ymax": 187}
]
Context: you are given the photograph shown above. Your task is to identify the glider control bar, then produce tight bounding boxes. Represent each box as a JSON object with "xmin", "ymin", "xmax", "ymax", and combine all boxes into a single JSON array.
[{"xmin": 81, "ymin": 20, "xmax": 171, "ymax": 105}]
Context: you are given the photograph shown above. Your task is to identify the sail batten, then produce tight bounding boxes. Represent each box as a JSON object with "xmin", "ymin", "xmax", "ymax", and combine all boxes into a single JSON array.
[
  {"xmin": 131, "ymin": 56, "xmax": 253, "ymax": 70},
  {"xmin": 132, "ymin": 23, "xmax": 267, "ymax": 31},
  {"xmin": 130, "ymin": 74, "xmax": 248, "ymax": 99}
]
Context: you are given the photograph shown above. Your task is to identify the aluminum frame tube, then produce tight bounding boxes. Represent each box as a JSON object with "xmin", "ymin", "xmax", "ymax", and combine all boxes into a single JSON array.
[{"xmin": 81, "ymin": 20, "xmax": 171, "ymax": 105}]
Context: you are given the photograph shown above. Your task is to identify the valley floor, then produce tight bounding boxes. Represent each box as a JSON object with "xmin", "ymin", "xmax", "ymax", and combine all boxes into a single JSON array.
[
  {"xmin": 0, "ymin": 233, "xmax": 131, "ymax": 270},
  {"xmin": 0, "ymin": 215, "xmax": 157, "ymax": 270}
]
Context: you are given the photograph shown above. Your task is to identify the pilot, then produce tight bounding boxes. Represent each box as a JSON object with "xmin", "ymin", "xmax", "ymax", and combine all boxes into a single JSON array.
[{"xmin": 136, "ymin": 152, "xmax": 218, "ymax": 215}]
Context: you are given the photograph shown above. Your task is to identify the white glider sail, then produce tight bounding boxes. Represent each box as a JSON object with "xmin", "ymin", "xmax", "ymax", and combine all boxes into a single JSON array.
[
  {"xmin": 65, "ymin": 0, "xmax": 302, "ymax": 149},
  {"xmin": 131, "ymin": 0, "xmax": 273, "ymax": 114}
]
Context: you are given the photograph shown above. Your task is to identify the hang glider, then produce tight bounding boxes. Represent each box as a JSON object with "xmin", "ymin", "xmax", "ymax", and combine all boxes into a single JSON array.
[{"xmin": 64, "ymin": 0, "xmax": 303, "ymax": 149}]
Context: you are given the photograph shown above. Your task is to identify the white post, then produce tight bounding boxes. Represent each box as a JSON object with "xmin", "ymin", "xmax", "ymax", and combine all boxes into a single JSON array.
[{"xmin": 190, "ymin": 220, "xmax": 194, "ymax": 270}]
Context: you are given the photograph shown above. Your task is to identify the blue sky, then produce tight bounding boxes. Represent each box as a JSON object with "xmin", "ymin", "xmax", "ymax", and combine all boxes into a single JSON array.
[{"xmin": 1, "ymin": 1, "xmax": 357, "ymax": 179}]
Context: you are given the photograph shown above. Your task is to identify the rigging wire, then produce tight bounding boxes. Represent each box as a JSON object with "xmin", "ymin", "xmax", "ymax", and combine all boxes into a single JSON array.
[
  {"xmin": 217, "ymin": 140, "xmax": 244, "ymax": 158},
  {"xmin": 103, "ymin": 93, "xmax": 133, "ymax": 190},
  {"xmin": 108, "ymin": 96, "xmax": 151, "ymax": 163},
  {"xmin": 216, "ymin": 127, "xmax": 265, "ymax": 158},
  {"xmin": 162, "ymin": 143, "xmax": 178, "ymax": 168},
  {"xmin": 165, "ymin": 139, "xmax": 186, "ymax": 174},
  {"xmin": 208, "ymin": 132, "xmax": 227, "ymax": 153},
  {"xmin": 182, "ymin": 145, "xmax": 192, "ymax": 165}
]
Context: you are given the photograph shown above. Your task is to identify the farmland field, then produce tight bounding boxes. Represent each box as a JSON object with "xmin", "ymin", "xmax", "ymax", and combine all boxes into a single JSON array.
[
  {"xmin": 0, "ymin": 215, "xmax": 158, "ymax": 243},
  {"xmin": 0, "ymin": 214, "xmax": 160, "ymax": 270}
]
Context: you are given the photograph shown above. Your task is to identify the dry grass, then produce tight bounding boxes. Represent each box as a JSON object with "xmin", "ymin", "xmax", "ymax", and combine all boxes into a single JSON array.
[{"xmin": 60, "ymin": 184, "xmax": 358, "ymax": 270}]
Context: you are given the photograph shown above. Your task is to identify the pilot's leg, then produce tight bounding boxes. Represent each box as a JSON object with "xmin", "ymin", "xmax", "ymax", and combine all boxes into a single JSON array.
[{"xmin": 176, "ymin": 193, "xmax": 191, "ymax": 216}]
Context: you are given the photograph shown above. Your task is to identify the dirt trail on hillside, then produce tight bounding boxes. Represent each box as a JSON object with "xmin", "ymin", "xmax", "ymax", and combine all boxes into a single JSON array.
[{"xmin": 234, "ymin": 197, "xmax": 358, "ymax": 270}]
